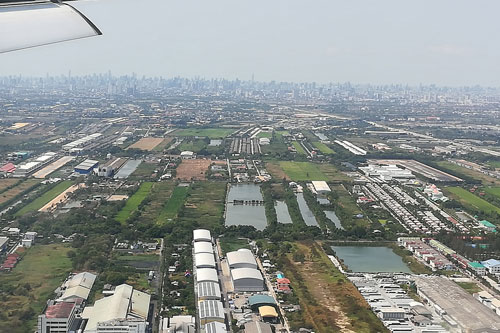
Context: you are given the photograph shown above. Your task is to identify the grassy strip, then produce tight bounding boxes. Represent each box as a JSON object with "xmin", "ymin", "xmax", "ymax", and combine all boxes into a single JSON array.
[
  {"xmin": 15, "ymin": 180, "xmax": 73, "ymax": 216},
  {"xmin": 456, "ymin": 281, "xmax": 482, "ymax": 294},
  {"xmin": 157, "ymin": 186, "xmax": 189, "ymax": 224},
  {"xmin": 0, "ymin": 179, "xmax": 41, "ymax": 207},
  {"xmin": 389, "ymin": 245, "xmax": 433, "ymax": 274},
  {"xmin": 0, "ymin": 244, "xmax": 72, "ymax": 332},
  {"xmin": 312, "ymin": 141, "xmax": 334, "ymax": 154},
  {"xmin": 485, "ymin": 187, "xmax": 500, "ymax": 199},
  {"xmin": 292, "ymin": 141, "xmax": 306, "ymax": 155},
  {"xmin": 115, "ymin": 182, "xmax": 153, "ymax": 224},
  {"xmin": 446, "ymin": 187, "xmax": 500, "ymax": 215},
  {"xmin": 173, "ymin": 128, "xmax": 234, "ymax": 138}
]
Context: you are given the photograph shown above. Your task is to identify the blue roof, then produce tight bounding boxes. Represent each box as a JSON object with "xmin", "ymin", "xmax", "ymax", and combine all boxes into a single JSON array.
[{"xmin": 481, "ymin": 259, "xmax": 500, "ymax": 268}]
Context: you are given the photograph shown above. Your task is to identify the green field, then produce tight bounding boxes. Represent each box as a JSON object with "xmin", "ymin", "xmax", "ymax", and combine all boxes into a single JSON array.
[
  {"xmin": 178, "ymin": 139, "xmax": 208, "ymax": 153},
  {"xmin": 157, "ymin": 186, "xmax": 189, "ymax": 224},
  {"xmin": 485, "ymin": 187, "xmax": 500, "ymax": 199},
  {"xmin": 115, "ymin": 182, "xmax": 153, "ymax": 224},
  {"xmin": 279, "ymin": 161, "xmax": 328, "ymax": 181},
  {"xmin": 447, "ymin": 187, "xmax": 500, "ymax": 215},
  {"xmin": 456, "ymin": 281, "xmax": 482, "ymax": 294},
  {"xmin": 15, "ymin": 180, "xmax": 73, "ymax": 216},
  {"xmin": 312, "ymin": 141, "xmax": 335, "ymax": 154},
  {"xmin": 488, "ymin": 161, "xmax": 500, "ymax": 169},
  {"xmin": 0, "ymin": 244, "xmax": 71, "ymax": 332},
  {"xmin": 174, "ymin": 128, "xmax": 234, "ymax": 138},
  {"xmin": 257, "ymin": 131, "xmax": 272, "ymax": 138},
  {"xmin": 292, "ymin": 141, "xmax": 306, "ymax": 155},
  {"xmin": 219, "ymin": 237, "xmax": 250, "ymax": 254},
  {"xmin": 437, "ymin": 161, "xmax": 500, "ymax": 185}
]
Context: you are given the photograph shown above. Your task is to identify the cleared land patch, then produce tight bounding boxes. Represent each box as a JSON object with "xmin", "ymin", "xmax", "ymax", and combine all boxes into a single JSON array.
[
  {"xmin": 128, "ymin": 137, "xmax": 164, "ymax": 151},
  {"xmin": 0, "ymin": 178, "xmax": 20, "ymax": 193},
  {"xmin": 176, "ymin": 159, "xmax": 211, "ymax": 180},
  {"xmin": 265, "ymin": 161, "xmax": 290, "ymax": 180},
  {"xmin": 152, "ymin": 137, "xmax": 173, "ymax": 151},
  {"xmin": 446, "ymin": 187, "xmax": 500, "ymax": 215},
  {"xmin": 115, "ymin": 182, "xmax": 153, "ymax": 224},
  {"xmin": 0, "ymin": 179, "xmax": 40, "ymax": 206},
  {"xmin": 0, "ymin": 244, "xmax": 71, "ymax": 332}
]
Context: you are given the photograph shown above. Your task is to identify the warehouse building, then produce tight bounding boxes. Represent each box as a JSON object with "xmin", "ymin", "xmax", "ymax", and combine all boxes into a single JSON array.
[
  {"xmin": 231, "ymin": 268, "xmax": 264, "ymax": 292},
  {"xmin": 193, "ymin": 229, "xmax": 212, "ymax": 243},
  {"xmin": 0, "ymin": 237, "xmax": 8, "ymax": 253},
  {"xmin": 244, "ymin": 322, "xmax": 272, "ymax": 333},
  {"xmin": 38, "ymin": 300, "xmax": 82, "ymax": 333},
  {"xmin": 195, "ymin": 253, "xmax": 216, "ymax": 269},
  {"xmin": 196, "ymin": 268, "xmax": 219, "ymax": 284},
  {"xmin": 258, "ymin": 306, "xmax": 278, "ymax": 322},
  {"xmin": 74, "ymin": 159, "xmax": 99, "ymax": 175},
  {"xmin": 197, "ymin": 282, "xmax": 221, "ymax": 301},
  {"xmin": 194, "ymin": 241, "xmax": 213, "ymax": 254},
  {"xmin": 311, "ymin": 181, "xmax": 331, "ymax": 194},
  {"xmin": 227, "ymin": 249, "xmax": 257, "ymax": 269},
  {"xmin": 203, "ymin": 321, "xmax": 227, "ymax": 333},
  {"xmin": 58, "ymin": 272, "xmax": 97, "ymax": 302},
  {"xmin": 82, "ymin": 284, "xmax": 150, "ymax": 333},
  {"xmin": 96, "ymin": 157, "xmax": 127, "ymax": 177},
  {"xmin": 198, "ymin": 300, "xmax": 225, "ymax": 325},
  {"xmin": 248, "ymin": 295, "xmax": 277, "ymax": 310}
]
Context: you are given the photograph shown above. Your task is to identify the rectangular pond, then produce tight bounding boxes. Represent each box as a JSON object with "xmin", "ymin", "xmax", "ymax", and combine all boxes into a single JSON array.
[
  {"xmin": 225, "ymin": 184, "xmax": 267, "ymax": 231},
  {"xmin": 275, "ymin": 200, "xmax": 292, "ymax": 224},
  {"xmin": 296, "ymin": 193, "xmax": 319, "ymax": 227},
  {"xmin": 331, "ymin": 246, "xmax": 411, "ymax": 273},
  {"xmin": 324, "ymin": 210, "xmax": 344, "ymax": 230}
]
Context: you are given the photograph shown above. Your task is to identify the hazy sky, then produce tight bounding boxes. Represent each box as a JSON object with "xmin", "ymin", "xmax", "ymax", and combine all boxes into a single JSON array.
[{"xmin": 1, "ymin": 0, "xmax": 499, "ymax": 86}]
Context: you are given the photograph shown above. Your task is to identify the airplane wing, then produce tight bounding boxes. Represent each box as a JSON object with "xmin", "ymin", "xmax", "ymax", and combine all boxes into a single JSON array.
[{"xmin": 0, "ymin": 0, "xmax": 101, "ymax": 53}]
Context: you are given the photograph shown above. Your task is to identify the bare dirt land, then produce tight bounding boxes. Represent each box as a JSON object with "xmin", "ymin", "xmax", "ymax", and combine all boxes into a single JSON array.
[
  {"xmin": 176, "ymin": 159, "xmax": 211, "ymax": 180},
  {"xmin": 128, "ymin": 137, "xmax": 165, "ymax": 151}
]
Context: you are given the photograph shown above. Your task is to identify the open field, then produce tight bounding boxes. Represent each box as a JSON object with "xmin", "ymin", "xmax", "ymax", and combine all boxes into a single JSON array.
[
  {"xmin": 312, "ymin": 141, "xmax": 335, "ymax": 154},
  {"xmin": 0, "ymin": 178, "xmax": 20, "ymax": 193},
  {"xmin": 485, "ymin": 187, "xmax": 500, "ymax": 199},
  {"xmin": 152, "ymin": 137, "xmax": 173, "ymax": 151},
  {"xmin": 265, "ymin": 161, "xmax": 290, "ymax": 180},
  {"xmin": 437, "ymin": 161, "xmax": 500, "ymax": 185},
  {"xmin": 179, "ymin": 181, "xmax": 226, "ymax": 230},
  {"xmin": 115, "ymin": 182, "xmax": 153, "ymax": 224},
  {"xmin": 219, "ymin": 237, "xmax": 249, "ymax": 254},
  {"xmin": 292, "ymin": 141, "xmax": 306, "ymax": 155},
  {"xmin": 129, "ymin": 162, "xmax": 158, "ymax": 180},
  {"xmin": 331, "ymin": 184, "xmax": 370, "ymax": 228},
  {"xmin": 157, "ymin": 185, "xmax": 189, "ymax": 224},
  {"xmin": 257, "ymin": 131, "xmax": 272, "ymax": 138},
  {"xmin": 178, "ymin": 139, "xmax": 208, "ymax": 153},
  {"xmin": 488, "ymin": 161, "xmax": 500, "ymax": 169},
  {"xmin": 128, "ymin": 137, "xmax": 164, "ymax": 151},
  {"xmin": 176, "ymin": 159, "xmax": 211, "ymax": 180},
  {"xmin": 318, "ymin": 164, "xmax": 351, "ymax": 182},
  {"xmin": 137, "ymin": 182, "xmax": 176, "ymax": 224},
  {"xmin": 15, "ymin": 180, "xmax": 73, "ymax": 216},
  {"xmin": 456, "ymin": 281, "xmax": 482, "ymax": 294},
  {"xmin": 32, "ymin": 156, "xmax": 75, "ymax": 179},
  {"xmin": 282, "ymin": 241, "xmax": 387, "ymax": 333},
  {"xmin": 173, "ymin": 128, "xmax": 234, "ymax": 138},
  {"xmin": 0, "ymin": 244, "xmax": 72, "ymax": 332},
  {"xmin": 280, "ymin": 161, "xmax": 328, "ymax": 181},
  {"xmin": 0, "ymin": 179, "xmax": 40, "ymax": 206},
  {"xmin": 446, "ymin": 187, "xmax": 500, "ymax": 215}
]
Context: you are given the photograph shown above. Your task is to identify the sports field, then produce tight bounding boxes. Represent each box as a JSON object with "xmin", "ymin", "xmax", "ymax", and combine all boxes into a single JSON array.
[
  {"xmin": 292, "ymin": 141, "xmax": 306, "ymax": 155},
  {"xmin": 15, "ymin": 180, "xmax": 73, "ymax": 216},
  {"xmin": 312, "ymin": 141, "xmax": 335, "ymax": 154},
  {"xmin": 447, "ymin": 187, "xmax": 500, "ymax": 215},
  {"xmin": 157, "ymin": 185, "xmax": 189, "ymax": 224},
  {"xmin": 115, "ymin": 182, "xmax": 153, "ymax": 224},
  {"xmin": 173, "ymin": 128, "xmax": 234, "ymax": 138},
  {"xmin": 279, "ymin": 161, "xmax": 328, "ymax": 181},
  {"xmin": 0, "ymin": 244, "xmax": 71, "ymax": 332}
]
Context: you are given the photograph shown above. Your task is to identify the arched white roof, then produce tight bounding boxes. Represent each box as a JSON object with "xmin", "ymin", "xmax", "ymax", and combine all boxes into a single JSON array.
[
  {"xmin": 194, "ymin": 241, "xmax": 213, "ymax": 254},
  {"xmin": 227, "ymin": 249, "xmax": 257, "ymax": 268},
  {"xmin": 193, "ymin": 229, "xmax": 211, "ymax": 242},
  {"xmin": 231, "ymin": 268, "xmax": 263, "ymax": 281},
  {"xmin": 195, "ymin": 253, "xmax": 216, "ymax": 268},
  {"xmin": 196, "ymin": 268, "xmax": 218, "ymax": 283}
]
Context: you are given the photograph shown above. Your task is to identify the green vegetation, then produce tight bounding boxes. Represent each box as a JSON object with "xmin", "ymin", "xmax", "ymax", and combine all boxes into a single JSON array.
[
  {"xmin": 485, "ymin": 187, "xmax": 500, "ymax": 199},
  {"xmin": 152, "ymin": 137, "xmax": 173, "ymax": 151},
  {"xmin": 456, "ymin": 281, "xmax": 482, "ymax": 294},
  {"xmin": 292, "ymin": 141, "xmax": 306, "ymax": 155},
  {"xmin": 312, "ymin": 141, "xmax": 335, "ymax": 154},
  {"xmin": 157, "ymin": 186, "xmax": 189, "ymax": 224},
  {"xmin": 280, "ymin": 161, "xmax": 328, "ymax": 181},
  {"xmin": 129, "ymin": 162, "xmax": 158, "ymax": 180},
  {"xmin": 178, "ymin": 139, "xmax": 208, "ymax": 153},
  {"xmin": 177, "ymin": 181, "xmax": 226, "ymax": 231},
  {"xmin": 219, "ymin": 237, "xmax": 250, "ymax": 254},
  {"xmin": 0, "ymin": 179, "xmax": 41, "ymax": 207},
  {"xmin": 437, "ymin": 161, "xmax": 500, "ymax": 185},
  {"xmin": 15, "ymin": 180, "xmax": 73, "ymax": 216},
  {"xmin": 257, "ymin": 131, "xmax": 272, "ymax": 138},
  {"xmin": 0, "ymin": 244, "xmax": 72, "ymax": 332},
  {"xmin": 115, "ymin": 182, "xmax": 153, "ymax": 224},
  {"xmin": 328, "ymin": 185, "xmax": 370, "ymax": 230},
  {"xmin": 446, "ymin": 187, "xmax": 500, "ymax": 215},
  {"xmin": 174, "ymin": 128, "xmax": 234, "ymax": 138},
  {"xmin": 488, "ymin": 161, "xmax": 500, "ymax": 169}
]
